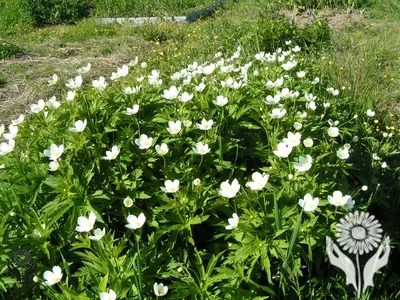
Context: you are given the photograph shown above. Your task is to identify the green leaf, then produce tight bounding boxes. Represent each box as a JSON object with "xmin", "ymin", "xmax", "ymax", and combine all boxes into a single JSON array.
[{"xmin": 98, "ymin": 273, "xmax": 109, "ymax": 292}]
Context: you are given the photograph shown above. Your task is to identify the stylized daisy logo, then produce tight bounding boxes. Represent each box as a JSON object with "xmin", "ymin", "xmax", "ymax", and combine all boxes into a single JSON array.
[{"xmin": 326, "ymin": 211, "xmax": 390, "ymax": 299}]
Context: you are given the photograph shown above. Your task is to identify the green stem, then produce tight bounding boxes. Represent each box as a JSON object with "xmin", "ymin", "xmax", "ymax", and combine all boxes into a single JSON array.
[
  {"xmin": 273, "ymin": 193, "xmax": 281, "ymax": 231},
  {"xmin": 135, "ymin": 234, "xmax": 144, "ymax": 299}
]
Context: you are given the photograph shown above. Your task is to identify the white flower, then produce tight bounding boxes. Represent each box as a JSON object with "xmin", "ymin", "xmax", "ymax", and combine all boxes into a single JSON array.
[
  {"xmin": 195, "ymin": 83, "xmax": 206, "ymax": 92},
  {"xmin": 0, "ymin": 140, "xmax": 14, "ymax": 156},
  {"xmin": 366, "ymin": 109, "xmax": 376, "ymax": 117},
  {"xmin": 225, "ymin": 213, "xmax": 239, "ymax": 230},
  {"xmin": 128, "ymin": 56, "xmax": 138, "ymax": 67},
  {"xmin": 306, "ymin": 101, "xmax": 317, "ymax": 111},
  {"xmin": 102, "ymin": 146, "xmax": 120, "ymax": 160},
  {"xmin": 246, "ymin": 172, "xmax": 269, "ymax": 190},
  {"xmin": 92, "ymin": 76, "xmax": 107, "ymax": 90},
  {"xmin": 298, "ymin": 194, "xmax": 319, "ymax": 212},
  {"xmin": 323, "ymin": 102, "xmax": 331, "ymax": 108},
  {"xmin": 178, "ymin": 92, "xmax": 193, "ymax": 103},
  {"xmin": 266, "ymin": 77, "xmax": 284, "ymax": 88},
  {"xmin": 288, "ymin": 174, "xmax": 294, "ymax": 180},
  {"xmin": 47, "ymin": 96, "xmax": 61, "ymax": 110},
  {"xmin": 372, "ymin": 153, "xmax": 381, "ymax": 161},
  {"xmin": 49, "ymin": 161, "xmax": 59, "ymax": 171},
  {"xmin": 141, "ymin": 62, "xmax": 147, "ymax": 68},
  {"xmin": 327, "ymin": 87, "xmax": 339, "ymax": 96},
  {"xmin": 3, "ymin": 125, "xmax": 18, "ymax": 140},
  {"xmin": 327, "ymin": 127, "xmax": 339, "ymax": 137},
  {"xmin": 183, "ymin": 120, "xmax": 192, "ymax": 128},
  {"xmin": 219, "ymin": 179, "xmax": 240, "ymax": 198},
  {"xmin": 293, "ymin": 155, "xmax": 313, "ymax": 172},
  {"xmin": 296, "ymin": 71, "xmax": 306, "ymax": 78},
  {"xmin": 30, "ymin": 99, "xmax": 45, "ymax": 113},
  {"xmin": 77, "ymin": 63, "xmax": 91, "ymax": 74},
  {"xmin": 213, "ymin": 95, "xmax": 228, "ymax": 107},
  {"xmin": 337, "ymin": 147, "xmax": 350, "ymax": 159},
  {"xmin": 12, "ymin": 114, "xmax": 24, "ymax": 125},
  {"xmin": 298, "ymin": 111, "xmax": 307, "ymax": 119},
  {"xmin": 342, "ymin": 197, "xmax": 355, "ymax": 210},
  {"xmin": 0, "ymin": 124, "xmax": 4, "ymax": 136},
  {"xmin": 65, "ymin": 75, "xmax": 83, "ymax": 89},
  {"xmin": 285, "ymin": 40, "xmax": 292, "ymax": 45},
  {"xmin": 137, "ymin": 76, "xmax": 144, "ymax": 82},
  {"xmin": 135, "ymin": 134, "xmax": 153, "ymax": 149},
  {"xmin": 269, "ymin": 108, "xmax": 287, "ymax": 119},
  {"xmin": 292, "ymin": 46, "xmax": 301, "ymax": 52},
  {"xmin": 166, "ymin": 121, "xmax": 182, "ymax": 135},
  {"xmin": 148, "ymin": 70, "xmax": 161, "ymax": 85},
  {"xmin": 202, "ymin": 63, "xmax": 216, "ymax": 75},
  {"xmin": 111, "ymin": 65, "xmax": 129, "ymax": 80},
  {"xmin": 153, "ymin": 282, "xmax": 168, "ymax": 297},
  {"xmin": 193, "ymin": 178, "xmax": 201, "ymax": 186},
  {"xmin": 352, "ymin": 136, "xmax": 359, "ymax": 142},
  {"xmin": 124, "ymin": 105, "xmax": 140, "ymax": 115},
  {"xmin": 192, "ymin": 142, "xmax": 210, "ymax": 155},
  {"xmin": 264, "ymin": 95, "xmax": 281, "ymax": 105},
  {"xmin": 100, "ymin": 289, "xmax": 117, "ymax": 300},
  {"xmin": 123, "ymin": 196, "xmax": 134, "ymax": 207},
  {"xmin": 283, "ymin": 132, "xmax": 301, "ymax": 147},
  {"xmin": 196, "ymin": 118, "xmax": 214, "ymax": 130},
  {"xmin": 43, "ymin": 266, "xmax": 63, "ymax": 286},
  {"xmin": 361, "ymin": 185, "xmax": 368, "ymax": 191},
  {"xmin": 161, "ymin": 180, "xmax": 180, "ymax": 193},
  {"xmin": 69, "ymin": 119, "xmax": 87, "ymax": 133},
  {"xmin": 311, "ymin": 77, "xmax": 320, "ymax": 84},
  {"xmin": 163, "ymin": 86, "xmax": 179, "ymax": 100},
  {"xmin": 282, "ymin": 60, "xmax": 297, "ymax": 71},
  {"xmin": 76, "ymin": 211, "xmax": 96, "ymax": 232},
  {"xmin": 44, "ymin": 144, "xmax": 64, "ymax": 161},
  {"xmin": 155, "ymin": 143, "xmax": 169, "ymax": 155},
  {"xmin": 89, "ymin": 228, "xmax": 105, "ymax": 241},
  {"xmin": 382, "ymin": 161, "xmax": 387, "ymax": 168},
  {"xmin": 66, "ymin": 90, "xmax": 76, "ymax": 101},
  {"xmin": 48, "ymin": 74, "xmax": 58, "ymax": 86},
  {"xmin": 126, "ymin": 213, "xmax": 146, "ymax": 230},
  {"xmin": 273, "ymin": 142, "xmax": 292, "ymax": 158},
  {"xmin": 293, "ymin": 122, "xmax": 302, "ymax": 131},
  {"xmin": 303, "ymin": 138, "xmax": 313, "ymax": 148},
  {"xmin": 124, "ymin": 86, "xmax": 141, "ymax": 94},
  {"xmin": 328, "ymin": 191, "xmax": 349, "ymax": 207},
  {"xmin": 305, "ymin": 93, "xmax": 317, "ymax": 102}
]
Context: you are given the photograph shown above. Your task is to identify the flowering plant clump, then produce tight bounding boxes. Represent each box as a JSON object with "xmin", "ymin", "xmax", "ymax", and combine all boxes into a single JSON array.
[{"xmin": 0, "ymin": 44, "xmax": 399, "ymax": 299}]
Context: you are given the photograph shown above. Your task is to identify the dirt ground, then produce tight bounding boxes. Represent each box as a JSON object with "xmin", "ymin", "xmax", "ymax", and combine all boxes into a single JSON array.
[{"xmin": 280, "ymin": 9, "xmax": 367, "ymax": 30}]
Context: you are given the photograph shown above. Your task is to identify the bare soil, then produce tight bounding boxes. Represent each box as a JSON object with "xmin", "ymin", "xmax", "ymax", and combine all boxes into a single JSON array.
[{"xmin": 280, "ymin": 9, "xmax": 368, "ymax": 31}]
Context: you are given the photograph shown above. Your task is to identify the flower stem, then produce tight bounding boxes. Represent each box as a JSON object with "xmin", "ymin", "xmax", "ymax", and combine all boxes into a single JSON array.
[{"xmin": 135, "ymin": 234, "xmax": 144, "ymax": 299}]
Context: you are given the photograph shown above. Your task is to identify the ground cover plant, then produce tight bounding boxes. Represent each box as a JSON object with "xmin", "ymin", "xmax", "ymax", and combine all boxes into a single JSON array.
[
  {"xmin": 1, "ymin": 0, "xmax": 400, "ymax": 299},
  {"xmin": 1, "ymin": 37, "xmax": 400, "ymax": 298}
]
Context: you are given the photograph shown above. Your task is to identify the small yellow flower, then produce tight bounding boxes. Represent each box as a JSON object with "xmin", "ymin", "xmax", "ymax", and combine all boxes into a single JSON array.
[
  {"xmin": 328, "ymin": 61, "xmax": 333, "ymax": 65},
  {"xmin": 363, "ymin": 122, "xmax": 367, "ymax": 125},
  {"xmin": 374, "ymin": 120, "xmax": 379, "ymax": 124},
  {"xmin": 390, "ymin": 126, "xmax": 395, "ymax": 130},
  {"xmin": 340, "ymin": 67, "xmax": 344, "ymax": 70},
  {"xmin": 389, "ymin": 113, "xmax": 393, "ymax": 117}
]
